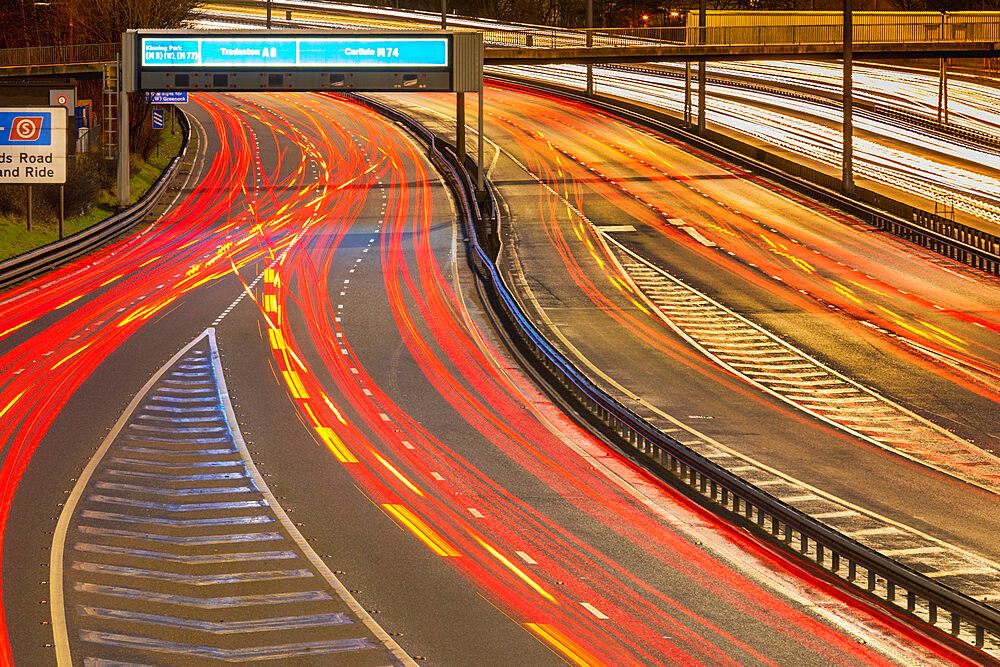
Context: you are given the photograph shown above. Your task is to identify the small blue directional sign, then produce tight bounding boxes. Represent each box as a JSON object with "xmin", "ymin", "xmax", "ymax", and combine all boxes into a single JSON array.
[
  {"xmin": 147, "ymin": 91, "xmax": 188, "ymax": 104},
  {"xmin": 151, "ymin": 109, "xmax": 164, "ymax": 129}
]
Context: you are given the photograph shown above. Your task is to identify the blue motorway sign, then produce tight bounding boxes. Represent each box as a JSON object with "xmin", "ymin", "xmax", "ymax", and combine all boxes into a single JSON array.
[
  {"xmin": 0, "ymin": 110, "xmax": 53, "ymax": 146},
  {"xmin": 141, "ymin": 36, "xmax": 449, "ymax": 69},
  {"xmin": 151, "ymin": 109, "xmax": 164, "ymax": 129},
  {"xmin": 147, "ymin": 91, "xmax": 188, "ymax": 104}
]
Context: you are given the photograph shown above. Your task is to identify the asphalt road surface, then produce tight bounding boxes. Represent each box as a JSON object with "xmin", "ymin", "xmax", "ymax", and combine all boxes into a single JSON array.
[
  {"xmin": 374, "ymin": 82, "xmax": 1000, "ymax": 622},
  {"xmin": 0, "ymin": 91, "xmax": 975, "ymax": 665}
]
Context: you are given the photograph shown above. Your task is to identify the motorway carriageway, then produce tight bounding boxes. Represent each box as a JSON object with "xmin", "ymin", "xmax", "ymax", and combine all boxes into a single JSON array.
[
  {"xmin": 373, "ymin": 80, "xmax": 1000, "ymax": 642},
  {"xmin": 0, "ymin": 91, "xmax": 967, "ymax": 664}
]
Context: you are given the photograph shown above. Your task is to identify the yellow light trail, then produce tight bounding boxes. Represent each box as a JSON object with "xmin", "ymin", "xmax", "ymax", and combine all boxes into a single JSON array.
[
  {"xmin": 51, "ymin": 345, "xmax": 87, "ymax": 370},
  {"xmin": 525, "ymin": 623, "xmax": 606, "ymax": 667},
  {"xmin": 315, "ymin": 426, "xmax": 359, "ymax": 463},
  {"xmin": 0, "ymin": 391, "xmax": 25, "ymax": 420},
  {"xmin": 282, "ymin": 370, "xmax": 310, "ymax": 399},
  {"xmin": 383, "ymin": 503, "xmax": 461, "ymax": 557},
  {"xmin": 475, "ymin": 537, "xmax": 557, "ymax": 604},
  {"xmin": 373, "ymin": 452, "xmax": 424, "ymax": 497}
]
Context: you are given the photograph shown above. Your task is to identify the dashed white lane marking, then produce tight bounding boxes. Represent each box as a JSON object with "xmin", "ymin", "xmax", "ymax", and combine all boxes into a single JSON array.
[
  {"xmin": 467, "ymin": 508, "xmax": 484, "ymax": 518},
  {"xmin": 430, "ymin": 472, "xmax": 444, "ymax": 481},
  {"xmin": 378, "ymin": 413, "xmax": 391, "ymax": 422},
  {"xmin": 402, "ymin": 440, "xmax": 415, "ymax": 450},
  {"xmin": 515, "ymin": 551, "xmax": 537, "ymax": 565},
  {"xmin": 580, "ymin": 602, "xmax": 610, "ymax": 620}
]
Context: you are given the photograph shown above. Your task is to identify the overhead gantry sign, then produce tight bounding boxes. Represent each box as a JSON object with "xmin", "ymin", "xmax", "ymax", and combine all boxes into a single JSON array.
[
  {"xmin": 123, "ymin": 30, "xmax": 482, "ymax": 93},
  {"xmin": 118, "ymin": 29, "xmax": 484, "ymax": 203}
]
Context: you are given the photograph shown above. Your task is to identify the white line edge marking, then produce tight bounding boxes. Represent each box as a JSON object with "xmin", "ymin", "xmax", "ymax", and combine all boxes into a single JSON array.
[
  {"xmin": 50, "ymin": 330, "xmax": 212, "ymax": 666},
  {"xmin": 211, "ymin": 328, "xmax": 416, "ymax": 665}
]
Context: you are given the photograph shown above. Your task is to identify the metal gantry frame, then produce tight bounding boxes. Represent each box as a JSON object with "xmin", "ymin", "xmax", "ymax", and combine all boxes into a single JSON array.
[{"xmin": 118, "ymin": 30, "xmax": 485, "ymax": 205}]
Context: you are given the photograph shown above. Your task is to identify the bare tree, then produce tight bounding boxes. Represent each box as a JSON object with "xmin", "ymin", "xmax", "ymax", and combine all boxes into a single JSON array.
[{"xmin": 75, "ymin": 0, "xmax": 196, "ymax": 45}]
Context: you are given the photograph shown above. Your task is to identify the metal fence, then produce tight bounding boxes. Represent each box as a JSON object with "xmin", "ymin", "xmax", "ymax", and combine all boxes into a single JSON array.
[
  {"xmin": 485, "ymin": 20, "xmax": 1000, "ymax": 50},
  {"xmin": 0, "ymin": 42, "xmax": 117, "ymax": 69},
  {"xmin": 11, "ymin": 19, "xmax": 998, "ymax": 70}
]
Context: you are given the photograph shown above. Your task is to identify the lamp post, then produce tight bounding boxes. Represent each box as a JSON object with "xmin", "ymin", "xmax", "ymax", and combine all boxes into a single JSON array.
[{"xmin": 842, "ymin": 0, "xmax": 854, "ymax": 196}]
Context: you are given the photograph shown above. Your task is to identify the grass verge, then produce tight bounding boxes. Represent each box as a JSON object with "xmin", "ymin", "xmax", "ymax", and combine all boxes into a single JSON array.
[{"xmin": 0, "ymin": 124, "xmax": 184, "ymax": 263}]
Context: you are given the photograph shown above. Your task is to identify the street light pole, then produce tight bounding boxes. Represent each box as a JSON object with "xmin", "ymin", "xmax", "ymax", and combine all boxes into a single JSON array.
[
  {"xmin": 697, "ymin": 0, "xmax": 706, "ymax": 135},
  {"xmin": 842, "ymin": 0, "xmax": 854, "ymax": 196},
  {"xmin": 586, "ymin": 0, "xmax": 593, "ymax": 96}
]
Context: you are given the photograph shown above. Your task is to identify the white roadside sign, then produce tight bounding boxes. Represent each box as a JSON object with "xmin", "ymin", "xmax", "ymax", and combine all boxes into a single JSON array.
[{"xmin": 0, "ymin": 106, "xmax": 67, "ymax": 184}]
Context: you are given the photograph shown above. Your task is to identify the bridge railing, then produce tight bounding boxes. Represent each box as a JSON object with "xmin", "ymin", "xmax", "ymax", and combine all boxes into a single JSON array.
[
  {"xmin": 6, "ymin": 17, "xmax": 1000, "ymax": 70},
  {"xmin": 0, "ymin": 42, "xmax": 117, "ymax": 69},
  {"xmin": 484, "ymin": 20, "xmax": 1000, "ymax": 49}
]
